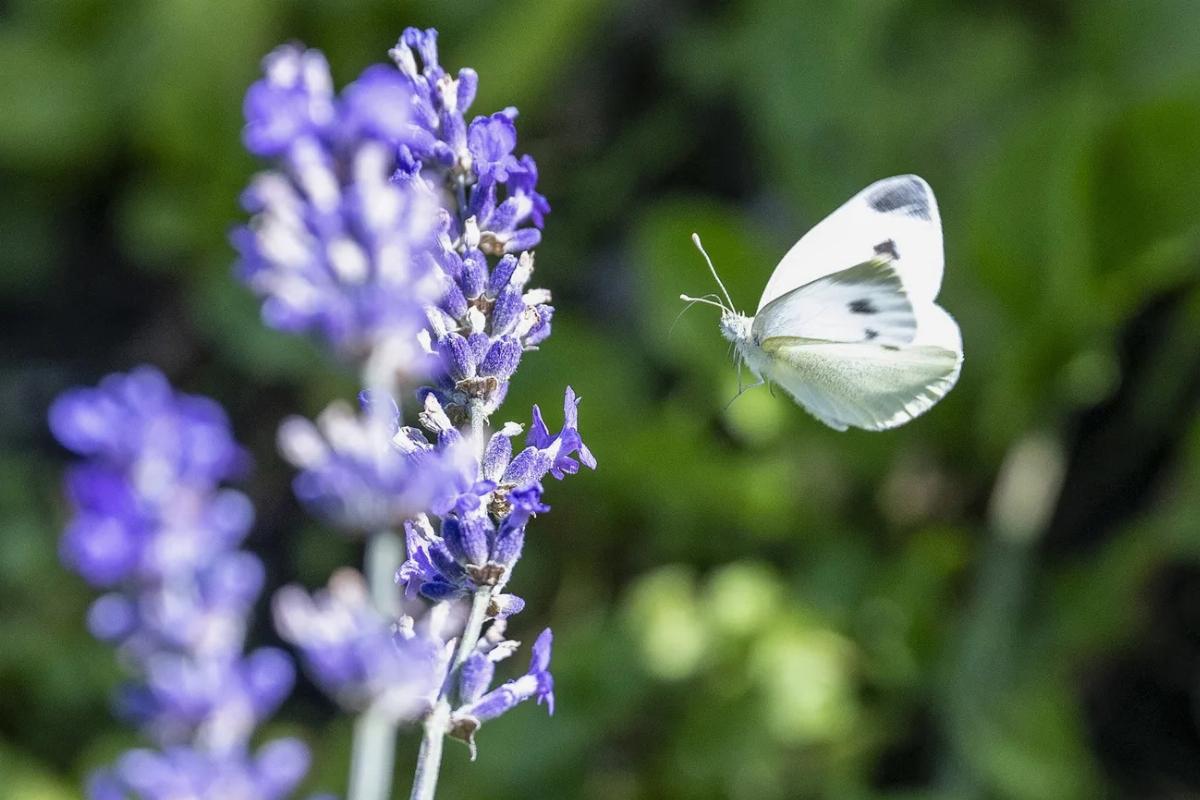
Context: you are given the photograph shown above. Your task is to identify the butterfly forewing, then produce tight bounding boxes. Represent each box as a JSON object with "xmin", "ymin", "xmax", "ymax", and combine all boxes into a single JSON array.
[
  {"xmin": 757, "ymin": 175, "xmax": 944, "ymax": 312},
  {"xmin": 752, "ymin": 259, "xmax": 917, "ymax": 347}
]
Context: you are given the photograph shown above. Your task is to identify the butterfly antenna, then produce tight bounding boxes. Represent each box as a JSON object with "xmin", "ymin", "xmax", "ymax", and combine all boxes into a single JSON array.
[
  {"xmin": 691, "ymin": 233, "xmax": 736, "ymax": 312},
  {"xmin": 678, "ymin": 294, "xmax": 728, "ymax": 311},
  {"xmin": 670, "ymin": 294, "xmax": 721, "ymax": 338}
]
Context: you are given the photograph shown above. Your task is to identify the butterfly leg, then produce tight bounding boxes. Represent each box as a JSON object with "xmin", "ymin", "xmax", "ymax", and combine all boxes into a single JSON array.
[{"xmin": 724, "ymin": 376, "xmax": 766, "ymax": 411}]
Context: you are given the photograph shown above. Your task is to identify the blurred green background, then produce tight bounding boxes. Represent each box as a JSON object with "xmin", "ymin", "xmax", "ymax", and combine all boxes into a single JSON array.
[{"xmin": 4, "ymin": 0, "xmax": 1200, "ymax": 798}]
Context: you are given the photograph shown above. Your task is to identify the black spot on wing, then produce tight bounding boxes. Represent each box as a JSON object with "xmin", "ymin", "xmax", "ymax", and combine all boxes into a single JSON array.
[
  {"xmin": 864, "ymin": 328, "xmax": 879, "ymax": 340},
  {"xmin": 873, "ymin": 239, "xmax": 900, "ymax": 260},
  {"xmin": 849, "ymin": 299, "xmax": 878, "ymax": 314},
  {"xmin": 867, "ymin": 178, "xmax": 932, "ymax": 220}
]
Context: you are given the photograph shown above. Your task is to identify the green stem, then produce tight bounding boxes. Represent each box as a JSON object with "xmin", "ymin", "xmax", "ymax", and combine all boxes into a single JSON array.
[
  {"xmin": 453, "ymin": 585, "xmax": 495, "ymax": 673},
  {"xmin": 407, "ymin": 399, "xmax": 493, "ymax": 800},
  {"xmin": 408, "ymin": 586, "xmax": 494, "ymax": 800},
  {"xmin": 468, "ymin": 398, "xmax": 487, "ymax": 464},
  {"xmin": 408, "ymin": 701, "xmax": 448, "ymax": 800},
  {"xmin": 349, "ymin": 701, "xmax": 398, "ymax": 800},
  {"xmin": 347, "ymin": 529, "xmax": 404, "ymax": 800}
]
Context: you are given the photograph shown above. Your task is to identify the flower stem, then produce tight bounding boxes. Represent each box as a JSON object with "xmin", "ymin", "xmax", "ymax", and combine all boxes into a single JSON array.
[
  {"xmin": 408, "ymin": 586, "xmax": 493, "ymax": 800},
  {"xmin": 468, "ymin": 398, "xmax": 487, "ymax": 465},
  {"xmin": 367, "ymin": 528, "xmax": 404, "ymax": 617},
  {"xmin": 454, "ymin": 585, "xmax": 494, "ymax": 672},
  {"xmin": 349, "ymin": 701, "xmax": 398, "ymax": 800},
  {"xmin": 409, "ymin": 389, "xmax": 493, "ymax": 800},
  {"xmin": 348, "ymin": 529, "xmax": 404, "ymax": 800},
  {"xmin": 409, "ymin": 701, "xmax": 449, "ymax": 800}
]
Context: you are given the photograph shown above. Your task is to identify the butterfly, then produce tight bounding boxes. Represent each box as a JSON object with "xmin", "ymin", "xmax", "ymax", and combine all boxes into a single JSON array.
[{"xmin": 682, "ymin": 175, "xmax": 963, "ymax": 431}]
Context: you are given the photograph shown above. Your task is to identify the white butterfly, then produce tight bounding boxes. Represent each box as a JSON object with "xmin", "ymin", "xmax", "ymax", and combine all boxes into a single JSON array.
[{"xmin": 682, "ymin": 175, "xmax": 963, "ymax": 431}]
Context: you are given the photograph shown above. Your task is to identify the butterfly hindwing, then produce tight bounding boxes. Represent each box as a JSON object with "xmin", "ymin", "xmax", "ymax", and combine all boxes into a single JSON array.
[
  {"xmin": 752, "ymin": 259, "xmax": 917, "ymax": 347},
  {"xmin": 757, "ymin": 175, "xmax": 944, "ymax": 312},
  {"xmin": 759, "ymin": 337, "xmax": 962, "ymax": 431}
]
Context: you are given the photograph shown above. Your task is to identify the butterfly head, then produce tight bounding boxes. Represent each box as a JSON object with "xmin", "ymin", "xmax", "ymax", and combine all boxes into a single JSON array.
[{"xmin": 717, "ymin": 310, "xmax": 754, "ymax": 344}]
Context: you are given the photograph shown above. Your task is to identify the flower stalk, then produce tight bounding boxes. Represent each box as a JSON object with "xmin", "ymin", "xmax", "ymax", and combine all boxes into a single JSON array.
[
  {"xmin": 347, "ymin": 527, "xmax": 406, "ymax": 800},
  {"xmin": 410, "ymin": 701, "xmax": 449, "ymax": 800},
  {"xmin": 349, "ymin": 701, "xmax": 400, "ymax": 800},
  {"xmin": 235, "ymin": 24, "xmax": 593, "ymax": 800}
]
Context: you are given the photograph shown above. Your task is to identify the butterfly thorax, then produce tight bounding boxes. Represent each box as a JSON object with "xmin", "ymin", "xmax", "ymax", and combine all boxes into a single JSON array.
[
  {"xmin": 718, "ymin": 311, "xmax": 754, "ymax": 344},
  {"xmin": 720, "ymin": 311, "xmax": 774, "ymax": 379}
]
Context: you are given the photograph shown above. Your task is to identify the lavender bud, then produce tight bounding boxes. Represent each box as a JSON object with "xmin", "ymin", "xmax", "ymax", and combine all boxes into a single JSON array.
[
  {"xmin": 479, "ymin": 337, "xmax": 522, "ymax": 380},
  {"xmin": 456, "ymin": 68, "xmax": 478, "ymax": 112},
  {"xmin": 461, "ymin": 251, "xmax": 488, "ymax": 298},
  {"xmin": 439, "ymin": 333, "xmax": 477, "ymax": 382},
  {"xmin": 490, "ymin": 286, "xmax": 525, "ymax": 336},
  {"xmin": 488, "ymin": 254, "xmax": 518, "ymax": 293},
  {"xmin": 458, "ymin": 652, "xmax": 495, "ymax": 706},
  {"xmin": 503, "ymin": 228, "xmax": 542, "ymax": 254}
]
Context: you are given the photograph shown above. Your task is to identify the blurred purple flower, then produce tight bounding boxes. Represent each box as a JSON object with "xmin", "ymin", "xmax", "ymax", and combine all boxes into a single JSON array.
[
  {"xmin": 51, "ymin": 367, "xmax": 309, "ymax": 797},
  {"xmin": 243, "ymin": 45, "xmax": 335, "ymax": 158},
  {"xmin": 274, "ymin": 569, "xmax": 449, "ymax": 719},
  {"xmin": 235, "ymin": 48, "xmax": 438, "ymax": 360},
  {"xmin": 87, "ymin": 738, "xmax": 310, "ymax": 800},
  {"xmin": 277, "ymin": 393, "xmax": 476, "ymax": 533}
]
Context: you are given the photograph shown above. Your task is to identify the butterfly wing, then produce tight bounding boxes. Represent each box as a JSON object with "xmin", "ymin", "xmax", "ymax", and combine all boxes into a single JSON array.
[
  {"xmin": 758, "ymin": 175, "xmax": 944, "ymax": 312},
  {"xmin": 752, "ymin": 259, "xmax": 917, "ymax": 347},
  {"xmin": 760, "ymin": 338, "xmax": 961, "ymax": 432},
  {"xmin": 755, "ymin": 282, "xmax": 962, "ymax": 432}
]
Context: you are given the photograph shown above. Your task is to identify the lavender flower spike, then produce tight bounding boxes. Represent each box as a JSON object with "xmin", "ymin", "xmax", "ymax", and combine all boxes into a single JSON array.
[
  {"xmin": 51, "ymin": 367, "xmax": 310, "ymax": 800},
  {"xmin": 235, "ymin": 44, "xmax": 438, "ymax": 362},
  {"xmin": 230, "ymin": 23, "xmax": 594, "ymax": 800}
]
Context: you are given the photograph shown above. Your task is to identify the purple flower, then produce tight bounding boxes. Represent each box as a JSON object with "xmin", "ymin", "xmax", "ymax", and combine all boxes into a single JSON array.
[
  {"xmin": 232, "ymin": 24, "xmax": 592, "ymax": 775},
  {"xmin": 509, "ymin": 155, "xmax": 551, "ymax": 229},
  {"xmin": 468, "ymin": 113, "xmax": 522, "ymax": 183},
  {"xmin": 390, "ymin": 388, "xmax": 591, "ymax": 610},
  {"xmin": 449, "ymin": 628, "xmax": 554, "ymax": 754},
  {"xmin": 339, "ymin": 64, "xmax": 418, "ymax": 145},
  {"xmin": 273, "ymin": 569, "xmax": 448, "ymax": 719},
  {"xmin": 485, "ymin": 388, "xmax": 597, "ymax": 488},
  {"xmin": 51, "ymin": 368, "xmax": 308, "ymax": 795},
  {"xmin": 423, "ymin": 247, "xmax": 554, "ymax": 416},
  {"xmin": 87, "ymin": 738, "xmax": 310, "ymax": 800},
  {"xmin": 49, "ymin": 368, "xmax": 254, "ymax": 591},
  {"xmin": 243, "ymin": 45, "xmax": 335, "ymax": 158},
  {"xmin": 49, "ymin": 367, "xmax": 247, "ymax": 487},
  {"xmin": 376, "ymin": 27, "xmax": 554, "ymax": 417},
  {"xmin": 527, "ymin": 386, "xmax": 597, "ymax": 479},
  {"xmin": 128, "ymin": 646, "xmax": 295, "ymax": 750},
  {"xmin": 235, "ymin": 47, "xmax": 438, "ymax": 359},
  {"xmin": 277, "ymin": 394, "xmax": 475, "ymax": 533}
]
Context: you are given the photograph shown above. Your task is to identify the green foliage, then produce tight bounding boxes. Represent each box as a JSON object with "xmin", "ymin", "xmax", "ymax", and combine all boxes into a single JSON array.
[{"xmin": 5, "ymin": 0, "xmax": 1200, "ymax": 798}]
